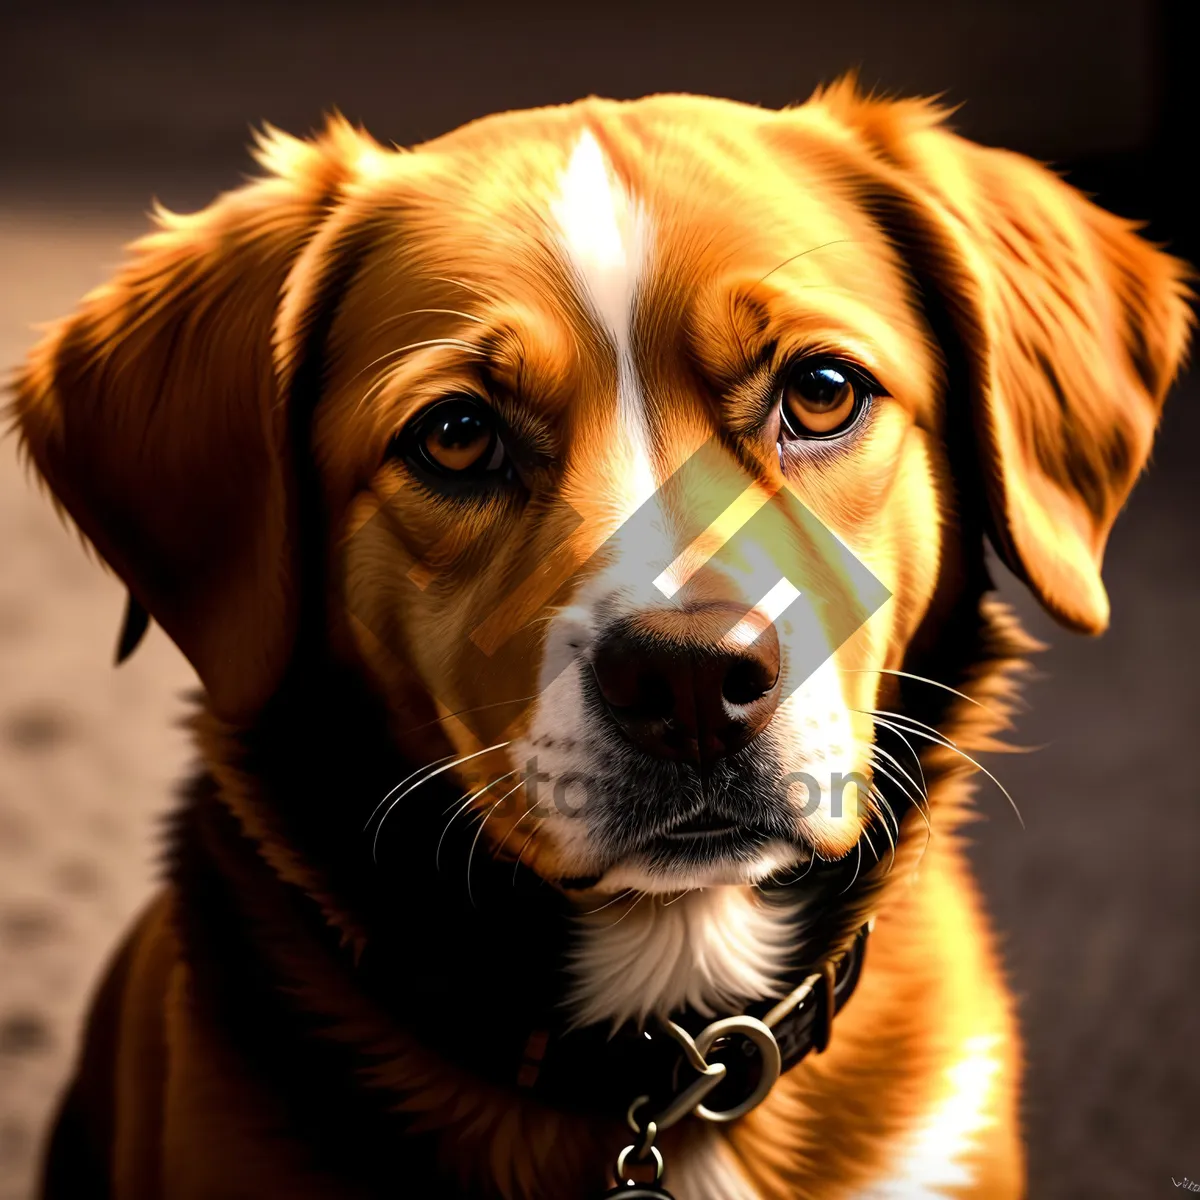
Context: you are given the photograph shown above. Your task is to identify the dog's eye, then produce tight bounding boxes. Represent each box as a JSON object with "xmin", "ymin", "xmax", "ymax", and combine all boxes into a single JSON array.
[
  {"xmin": 399, "ymin": 397, "xmax": 508, "ymax": 478},
  {"xmin": 779, "ymin": 359, "xmax": 875, "ymax": 439}
]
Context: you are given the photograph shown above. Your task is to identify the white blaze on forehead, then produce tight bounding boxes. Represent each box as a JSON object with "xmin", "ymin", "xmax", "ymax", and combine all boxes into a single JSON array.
[
  {"xmin": 551, "ymin": 129, "xmax": 656, "ymax": 506},
  {"xmin": 551, "ymin": 130, "xmax": 642, "ymax": 338}
]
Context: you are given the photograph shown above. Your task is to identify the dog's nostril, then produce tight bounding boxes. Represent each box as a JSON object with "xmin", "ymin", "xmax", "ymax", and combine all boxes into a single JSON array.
[
  {"xmin": 722, "ymin": 656, "xmax": 777, "ymax": 706},
  {"xmin": 592, "ymin": 653, "xmax": 675, "ymax": 716},
  {"xmin": 637, "ymin": 670, "xmax": 675, "ymax": 717}
]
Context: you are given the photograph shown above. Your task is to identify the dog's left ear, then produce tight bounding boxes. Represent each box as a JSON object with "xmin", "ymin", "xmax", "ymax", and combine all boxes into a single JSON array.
[{"xmin": 822, "ymin": 88, "xmax": 1193, "ymax": 632}]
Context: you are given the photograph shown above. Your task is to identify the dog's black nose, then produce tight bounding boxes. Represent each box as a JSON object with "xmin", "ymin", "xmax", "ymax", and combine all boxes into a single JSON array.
[{"xmin": 590, "ymin": 603, "xmax": 781, "ymax": 767}]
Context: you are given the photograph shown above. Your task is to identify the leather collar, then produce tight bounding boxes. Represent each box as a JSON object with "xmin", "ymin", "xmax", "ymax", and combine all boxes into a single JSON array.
[{"xmin": 511, "ymin": 919, "xmax": 871, "ymax": 1127}]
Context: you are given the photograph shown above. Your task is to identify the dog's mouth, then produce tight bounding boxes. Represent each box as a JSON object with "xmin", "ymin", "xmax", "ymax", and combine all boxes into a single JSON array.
[
  {"xmin": 658, "ymin": 811, "xmax": 746, "ymax": 841},
  {"xmin": 547, "ymin": 748, "xmax": 816, "ymax": 889},
  {"xmin": 626, "ymin": 805, "xmax": 802, "ymax": 874}
]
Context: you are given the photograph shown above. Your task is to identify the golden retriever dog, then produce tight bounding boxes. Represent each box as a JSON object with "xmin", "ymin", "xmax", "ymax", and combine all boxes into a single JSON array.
[{"xmin": 10, "ymin": 81, "xmax": 1192, "ymax": 1199}]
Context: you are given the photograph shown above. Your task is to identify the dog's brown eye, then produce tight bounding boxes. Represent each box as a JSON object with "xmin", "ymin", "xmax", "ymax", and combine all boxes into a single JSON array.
[
  {"xmin": 400, "ymin": 397, "xmax": 509, "ymax": 479},
  {"xmin": 779, "ymin": 359, "xmax": 874, "ymax": 439},
  {"xmin": 425, "ymin": 409, "xmax": 494, "ymax": 471}
]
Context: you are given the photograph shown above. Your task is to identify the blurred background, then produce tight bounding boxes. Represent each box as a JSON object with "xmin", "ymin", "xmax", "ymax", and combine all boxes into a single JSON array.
[{"xmin": 0, "ymin": 1, "xmax": 1195, "ymax": 1196}]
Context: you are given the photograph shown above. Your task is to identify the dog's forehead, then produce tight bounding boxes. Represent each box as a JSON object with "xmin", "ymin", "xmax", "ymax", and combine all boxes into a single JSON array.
[
  {"xmin": 420, "ymin": 98, "xmax": 873, "ymax": 283},
  {"xmin": 359, "ymin": 100, "xmax": 929, "ymax": 426}
]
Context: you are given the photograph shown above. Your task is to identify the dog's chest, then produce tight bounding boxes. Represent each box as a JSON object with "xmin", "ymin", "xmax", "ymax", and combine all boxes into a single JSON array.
[
  {"xmin": 567, "ymin": 887, "xmax": 800, "ymax": 1029},
  {"xmin": 565, "ymin": 887, "xmax": 1000, "ymax": 1200}
]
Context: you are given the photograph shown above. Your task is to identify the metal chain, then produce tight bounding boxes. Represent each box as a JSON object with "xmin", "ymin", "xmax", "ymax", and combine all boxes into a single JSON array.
[{"xmin": 612, "ymin": 1096, "xmax": 665, "ymax": 1187}]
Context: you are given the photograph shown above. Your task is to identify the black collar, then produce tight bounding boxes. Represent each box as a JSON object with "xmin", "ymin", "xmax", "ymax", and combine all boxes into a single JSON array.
[{"xmin": 509, "ymin": 919, "xmax": 871, "ymax": 1127}]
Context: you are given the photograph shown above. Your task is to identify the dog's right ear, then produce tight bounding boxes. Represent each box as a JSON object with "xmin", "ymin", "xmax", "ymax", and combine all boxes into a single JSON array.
[{"xmin": 10, "ymin": 119, "xmax": 384, "ymax": 723}]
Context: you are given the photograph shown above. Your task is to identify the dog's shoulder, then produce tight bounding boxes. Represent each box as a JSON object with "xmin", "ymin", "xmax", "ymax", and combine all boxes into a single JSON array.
[{"xmin": 42, "ymin": 891, "xmax": 177, "ymax": 1198}]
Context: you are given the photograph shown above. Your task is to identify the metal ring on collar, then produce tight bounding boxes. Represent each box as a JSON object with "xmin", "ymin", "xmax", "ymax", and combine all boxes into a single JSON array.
[{"xmin": 691, "ymin": 1015, "xmax": 782, "ymax": 1123}]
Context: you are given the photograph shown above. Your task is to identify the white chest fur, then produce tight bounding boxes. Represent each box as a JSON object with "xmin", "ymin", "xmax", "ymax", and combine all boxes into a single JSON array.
[{"xmin": 567, "ymin": 885, "xmax": 799, "ymax": 1032}]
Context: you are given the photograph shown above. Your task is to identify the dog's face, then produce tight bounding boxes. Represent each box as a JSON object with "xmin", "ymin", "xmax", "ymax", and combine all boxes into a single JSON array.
[
  {"xmin": 332, "ymin": 110, "xmax": 944, "ymax": 891},
  {"xmin": 12, "ymin": 89, "xmax": 1190, "ymax": 896}
]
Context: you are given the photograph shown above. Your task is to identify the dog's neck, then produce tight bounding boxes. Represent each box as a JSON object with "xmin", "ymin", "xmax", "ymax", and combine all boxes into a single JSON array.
[{"xmin": 568, "ymin": 885, "xmax": 805, "ymax": 1031}]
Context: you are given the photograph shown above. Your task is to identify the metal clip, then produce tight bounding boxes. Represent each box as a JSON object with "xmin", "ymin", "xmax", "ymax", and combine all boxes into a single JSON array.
[{"xmin": 652, "ymin": 1013, "xmax": 782, "ymax": 1126}]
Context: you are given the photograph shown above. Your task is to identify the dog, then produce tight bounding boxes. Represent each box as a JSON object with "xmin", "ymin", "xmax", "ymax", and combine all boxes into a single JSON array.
[{"xmin": 11, "ymin": 81, "xmax": 1191, "ymax": 1199}]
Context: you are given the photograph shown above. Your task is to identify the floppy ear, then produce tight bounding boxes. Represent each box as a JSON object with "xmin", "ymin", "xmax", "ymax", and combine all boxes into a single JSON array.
[
  {"xmin": 9, "ymin": 119, "xmax": 381, "ymax": 721},
  {"xmin": 822, "ymin": 87, "xmax": 1193, "ymax": 633}
]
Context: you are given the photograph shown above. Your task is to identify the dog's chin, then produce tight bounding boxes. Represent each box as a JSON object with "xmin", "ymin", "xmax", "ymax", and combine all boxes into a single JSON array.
[{"xmin": 591, "ymin": 836, "xmax": 804, "ymax": 895}]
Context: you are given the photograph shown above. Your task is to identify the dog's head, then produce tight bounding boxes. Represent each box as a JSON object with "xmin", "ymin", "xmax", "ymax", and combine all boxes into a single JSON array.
[{"xmin": 12, "ymin": 87, "xmax": 1190, "ymax": 896}]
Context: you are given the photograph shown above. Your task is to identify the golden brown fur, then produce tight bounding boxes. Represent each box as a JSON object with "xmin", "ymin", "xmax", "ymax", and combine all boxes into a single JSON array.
[{"xmin": 10, "ymin": 83, "xmax": 1191, "ymax": 1198}]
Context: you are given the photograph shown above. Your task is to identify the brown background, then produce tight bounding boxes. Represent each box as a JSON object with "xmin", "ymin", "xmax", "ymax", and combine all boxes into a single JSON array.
[{"xmin": 0, "ymin": 2, "xmax": 1196, "ymax": 1196}]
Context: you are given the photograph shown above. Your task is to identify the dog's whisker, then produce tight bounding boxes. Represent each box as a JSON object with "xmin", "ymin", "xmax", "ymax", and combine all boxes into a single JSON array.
[
  {"xmin": 869, "ymin": 744, "xmax": 931, "ymax": 815},
  {"xmin": 438, "ymin": 765, "xmax": 518, "ymax": 816},
  {"xmin": 779, "ymin": 851, "xmax": 818, "ymax": 887},
  {"xmin": 364, "ymin": 751, "xmax": 459, "ymax": 831},
  {"xmin": 871, "ymin": 706, "xmax": 1022, "ymax": 825},
  {"xmin": 861, "ymin": 826, "xmax": 881, "ymax": 864},
  {"xmin": 877, "ymin": 722, "xmax": 930, "ymax": 800},
  {"xmin": 354, "ymin": 363, "xmax": 405, "ymax": 419},
  {"xmin": 493, "ymin": 800, "xmax": 542, "ymax": 861},
  {"xmin": 395, "ymin": 694, "xmax": 540, "ymax": 740},
  {"xmin": 841, "ymin": 667, "xmax": 997, "ymax": 716},
  {"xmin": 756, "ymin": 238, "xmax": 854, "ymax": 285},
  {"xmin": 868, "ymin": 786, "xmax": 898, "ymax": 873},
  {"xmin": 892, "ymin": 775, "xmax": 936, "ymax": 873},
  {"xmin": 579, "ymin": 887, "xmax": 634, "ymax": 917},
  {"xmin": 351, "ymin": 336, "xmax": 487, "ymax": 423},
  {"xmin": 398, "ymin": 307, "xmax": 486, "ymax": 325},
  {"xmin": 440, "ymin": 790, "xmax": 475, "ymax": 816},
  {"xmin": 875, "ymin": 782, "xmax": 902, "ymax": 838},
  {"xmin": 371, "ymin": 740, "xmax": 511, "ymax": 861},
  {"xmin": 839, "ymin": 838, "xmax": 864, "ymax": 894},
  {"xmin": 511, "ymin": 821, "xmax": 544, "ymax": 883},
  {"xmin": 866, "ymin": 707, "xmax": 962, "ymax": 748},
  {"xmin": 866, "ymin": 711, "xmax": 1025, "ymax": 830},
  {"xmin": 354, "ymin": 337, "xmax": 484, "ymax": 385},
  {"xmin": 436, "ymin": 770, "xmax": 519, "ymax": 871},
  {"xmin": 873, "ymin": 766, "xmax": 935, "ymax": 871},
  {"xmin": 869, "ymin": 773, "xmax": 934, "ymax": 876},
  {"xmin": 434, "ymin": 792, "xmax": 480, "ymax": 855},
  {"xmin": 356, "ymin": 306, "xmax": 487, "ymax": 348},
  {"xmin": 603, "ymin": 890, "xmax": 647, "ymax": 930},
  {"xmin": 868, "ymin": 754, "xmax": 933, "ymax": 839},
  {"xmin": 427, "ymin": 275, "xmax": 495, "ymax": 302},
  {"xmin": 765, "ymin": 840, "xmax": 823, "ymax": 889},
  {"xmin": 466, "ymin": 779, "xmax": 525, "ymax": 907}
]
